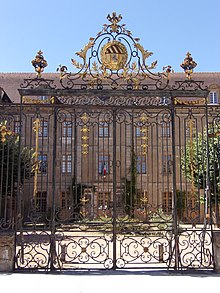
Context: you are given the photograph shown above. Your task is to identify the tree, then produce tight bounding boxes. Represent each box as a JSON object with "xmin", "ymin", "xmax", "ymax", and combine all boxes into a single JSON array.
[
  {"xmin": 124, "ymin": 148, "xmax": 137, "ymax": 217},
  {"xmin": 0, "ymin": 123, "xmax": 34, "ymax": 216},
  {"xmin": 183, "ymin": 127, "xmax": 220, "ymax": 224},
  {"xmin": 183, "ymin": 130, "xmax": 220, "ymax": 194}
]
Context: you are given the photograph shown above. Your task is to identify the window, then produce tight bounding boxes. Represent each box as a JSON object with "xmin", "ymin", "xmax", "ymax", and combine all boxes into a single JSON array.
[
  {"xmin": 62, "ymin": 155, "xmax": 72, "ymax": 173},
  {"xmin": 39, "ymin": 120, "xmax": 48, "ymax": 137},
  {"xmin": 61, "ymin": 192, "xmax": 70, "ymax": 209},
  {"xmin": 136, "ymin": 126, "xmax": 143, "ymax": 137},
  {"xmin": 209, "ymin": 92, "xmax": 218, "ymax": 104},
  {"xmin": 99, "ymin": 122, "xmax": 109, "ymax": 137},
  {"xmin": 186, "ymin": 192, "xmax": 198, "ymax": 210},
  {"xmin": 136, "ymin": 155, "xmax": 146, "ymax": 174},
  {"xmin": 161, "ymin": 122, "xmax": 171, "ymax": 137},
  {"xmin": 162, "ymin": 154, "xmax": 172, "ymax": 174},
  {"xmin": 160, "ymin": 97, "xmax": 169, "ymax": 105},
  {"xmin": 162, "ymin": 192, "xmax": 172, "ymax": 213},
  {"xmin": 35, "ymin": 192, "xmax": 47, "ymax": 213},
  {"xmin": 63, "ymin": 121, "xmax": 72, "ymax": 137},
  {"xmin": 136, "ymin": 124, "xmax": 146, "ymax": 137},
  {"xmin": 98, "ymin": 192, "xmax": 110, "ymax": 209},
  {"xmin": 38, "ymin": 154, "xmax": 47, "ymax": 174},
  {"xmin": 14, "ymin": 121, "xmax": 21, "ymax": 134},
  {"xmin": 39, "ymin": 96, "xmax": 48, "ymax": 101},
  {"xmin": 98, "ymin": 155, "xmax": 110, "ymax": 175}
]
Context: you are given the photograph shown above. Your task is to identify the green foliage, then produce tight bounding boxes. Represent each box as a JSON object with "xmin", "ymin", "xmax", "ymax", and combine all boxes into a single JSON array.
[
  {"xmin": 124, "ymin": 148, "xmax": 137, "ymax": 216},
  {"xmin": 183, "ymin": 127, "xmax": 220, "ymax": 202},
  {"xmin": 176, "ymin": 190, "xmax": 186, "ymax": 220},
  {"xmin": 0, "ymin": 133, "xmax": 35, "ymax": 197}
]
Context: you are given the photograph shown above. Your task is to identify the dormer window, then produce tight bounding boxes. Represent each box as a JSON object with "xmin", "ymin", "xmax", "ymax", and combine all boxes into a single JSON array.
[{"xmin": 209, "ymin": 92, "xmax": 218, "ymax": 104}]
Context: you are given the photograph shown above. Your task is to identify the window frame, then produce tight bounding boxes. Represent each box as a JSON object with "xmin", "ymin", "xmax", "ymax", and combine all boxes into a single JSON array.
[
  {"xmin": 38, "ymin": 154, "xmax": 48, "ymax": 174},
  {"xmin": 162, "ymin": 191, "xmax": 172, "ymax": 213},
  {"xmin": 98, "ymin": 154, "xmax": 110, "ymax": 175},
  {"xmin": 62, "ymin": 154, "xmax": 72, "ymax": 174},
  {"xmin": 39, "ymin": 120, "xmax": 48, "ymax": 137},
  {"xmin": 161, "ymin": 122, "xmax": 171, "ymax": 137},
  {"xmin": 35, "ymin": 191, "xmax": 47, "ymax": 213},
  {"xmin": 209, "ymin": 91, "xmax": 218, "ymax": 104},
  {"xmin": 136, "ymin": 155, "xmax": 146, "ymax": 174},
  {"xmin": 99, "ymin": 121, "xmax": 109, "ymax": 137},
  {"xmin": 63, "ymin": 121, "xmax": 72, "ymax": 138},
  {"xmin": 162, "ymin": 154, "xmax": 172, "ymax": 174}
]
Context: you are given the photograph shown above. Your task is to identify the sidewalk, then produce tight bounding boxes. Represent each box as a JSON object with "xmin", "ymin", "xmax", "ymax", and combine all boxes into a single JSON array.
[{"xmin": 0, "ymin": 270, "xmax": 219, "ymax": 293}]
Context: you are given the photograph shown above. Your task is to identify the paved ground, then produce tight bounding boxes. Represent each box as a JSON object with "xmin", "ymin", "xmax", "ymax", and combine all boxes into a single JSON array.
[{"xmin": 0, "ymin": 270, "xmax": 220, "ymax": 293}]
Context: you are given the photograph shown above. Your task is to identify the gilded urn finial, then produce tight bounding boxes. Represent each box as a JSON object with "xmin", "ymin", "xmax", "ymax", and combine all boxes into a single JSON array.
[
  {"xmin": 180, "ymin": 52, "xmax": 197, "ymax": 80},
  {"xmin": 31, "ymin": 50, "xmax": 48, "ymax": 78}
]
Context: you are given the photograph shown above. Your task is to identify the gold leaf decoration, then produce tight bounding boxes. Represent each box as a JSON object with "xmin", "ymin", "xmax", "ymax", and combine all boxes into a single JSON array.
[
  {"xmin": 147, "ymin": 60, "xmax": 158, "ymax": 70},
  {"xmin": 92, "ymin": 61, "xmax": 98, "ymax": 72},
  {"xmin": 131, "ymin": 62, "xmax": 137, "ymax": 70},
  {"xmin": 134, "ymin": 43, "xmax": 153, "ymax": 62},
  {"xmin": 75, "ymin": 41, "xmax": 95, "ymax": 62},
  {"xmin": 71, "ymin": 59, "xmax": 84, "ymax": 69}
]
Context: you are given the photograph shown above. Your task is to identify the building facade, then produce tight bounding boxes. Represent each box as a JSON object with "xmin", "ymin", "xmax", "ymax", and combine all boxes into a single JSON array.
[{"xmin": 0, "ymin": 71, "xmax": 220, "ymax": 225}]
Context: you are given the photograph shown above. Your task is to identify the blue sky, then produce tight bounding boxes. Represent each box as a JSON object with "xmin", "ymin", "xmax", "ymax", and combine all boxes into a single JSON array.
[{"xmin": 1, "ymin": 0, "xmax": 220, "ymax": 73}]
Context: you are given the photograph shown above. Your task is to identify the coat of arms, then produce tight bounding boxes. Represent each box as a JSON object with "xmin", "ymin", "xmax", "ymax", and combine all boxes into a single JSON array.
[{"xmin": 100, "ymin": 41, "xmax": 128, "ymax": 71}]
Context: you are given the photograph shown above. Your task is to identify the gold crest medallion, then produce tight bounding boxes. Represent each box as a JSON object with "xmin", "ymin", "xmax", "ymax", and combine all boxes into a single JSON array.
[{"xmin": 100, "ymin": 41, "xmax": 128, "ymax": 70}]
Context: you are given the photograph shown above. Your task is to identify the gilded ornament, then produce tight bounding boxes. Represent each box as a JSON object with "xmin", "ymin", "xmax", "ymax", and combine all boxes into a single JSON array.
[
  {"xmin": 75, "ymin": 41, "xmax": 94, "ymax": 62},
  {"xmin": 106, "ymin": 12, "xmax": 122, "ymax": 32},
  {"xmin": 101, "ymin": 41, "xmax": 128, "ymax": 71},
  {"xmin": 134, "ymin": 43, "xmax": 153, "ymax": 63},
  {"xmin": 31, "ymin": 50, "xmax": 48, "ymax": 78},
  {"xmin": 0, "ymin": 122, "xmax": 12, "ymax": 143},
  {"xmin": 180, "ymin": 52, "xmax": 197, "ymax": 80}
]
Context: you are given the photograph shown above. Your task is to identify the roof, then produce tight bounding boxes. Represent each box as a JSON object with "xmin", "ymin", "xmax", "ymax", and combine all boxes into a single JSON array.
[
  {"xmin": 0, "ymin": 86, "xmax": 12, "ymax": 103},
  {"xmin": 0, "ymin": 72, "xmax": 220, "ymax": 103}
]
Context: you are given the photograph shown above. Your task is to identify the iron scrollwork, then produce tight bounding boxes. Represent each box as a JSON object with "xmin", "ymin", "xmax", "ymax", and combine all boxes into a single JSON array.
[
  {"xmin": 56, "ymin": 95, "xmax": 163, "ymax": 106},
  {"xmin": 57, "ymin": 12, "xmax": 171, "ymax": 90}
]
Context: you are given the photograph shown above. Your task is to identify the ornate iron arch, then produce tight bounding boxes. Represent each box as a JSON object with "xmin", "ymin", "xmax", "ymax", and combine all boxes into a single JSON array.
[
  {"xmin": 20, "ymin": 12, "xmax": 209, "ymax": 101},
  {"xmin": 56, "ymin": 12, "xmax": 172, "ymax": 90}
]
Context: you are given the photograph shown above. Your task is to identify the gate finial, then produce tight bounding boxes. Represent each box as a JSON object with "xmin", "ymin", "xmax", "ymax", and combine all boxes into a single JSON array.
[
  {"xmin": 106, "ymin": 12, "xmax": 122, "ymax": 32},
  {"xmin": 180, "ymin": 52, "xmax": 197, "ymax": 80},
  {"xmin": 31, "ymin": 50, "xmax": 48, "ymax": 78}
]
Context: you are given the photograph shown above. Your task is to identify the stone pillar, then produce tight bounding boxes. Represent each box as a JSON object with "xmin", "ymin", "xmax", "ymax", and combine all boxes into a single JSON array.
[
  {"xmin": 213, "ymin": 231, "xmax": 220, "ymax": 273},
  {"xmin": 0, "ymin": 233, "xmax": 15, "ymax": 272}
]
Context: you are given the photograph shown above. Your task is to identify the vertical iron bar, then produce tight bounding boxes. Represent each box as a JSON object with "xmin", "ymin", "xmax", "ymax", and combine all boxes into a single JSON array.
[
  {"xmin": 50, "ymin": 105, "xmax": 57, "ymax": 271},
  {"xmin": 204, "ymin": 95, "xmax": 215, "ymax": 269},
  {"xmin": 170, "ymin": 95, "xmax": 179, "ymax": 270},
  {"xmin": 15, "ymin": 99, "xmax": 23, "ymax": 270},
  {"xmin": 73, "ymin": 110, "xmax": 78, "ymax": 207},
  {"xmin": 112, "ymin": 108, "xmax": 117, "ymax": 269},
  {"xmin": 131, "ymin": 113, "xmax": 134, "ymax": 215}
]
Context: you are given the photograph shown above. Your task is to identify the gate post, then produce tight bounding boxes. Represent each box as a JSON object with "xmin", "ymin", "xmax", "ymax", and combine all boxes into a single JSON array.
[
  {"xmin": 213, "ymin": 231, "xmax": 220, "ymax": 272},
  {"xmin": 112, "ymin": 108, "xmax": 117, "ymax": 269},
  {"xmin": 50, "ymin": 105, "xmax": 58, "ymax": 271},
  {"xmin": 170, "ymin": 94, "xmax": 179, "ymax": 270}
]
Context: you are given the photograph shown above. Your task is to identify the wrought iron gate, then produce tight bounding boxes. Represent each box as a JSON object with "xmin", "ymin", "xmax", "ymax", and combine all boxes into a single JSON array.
[{"xmin": 0, "ymin": 12, "xmax": 218, "ymax": 272}]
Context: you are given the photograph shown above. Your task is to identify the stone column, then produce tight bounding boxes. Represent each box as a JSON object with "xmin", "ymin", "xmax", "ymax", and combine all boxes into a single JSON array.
[
  {"xmin": 213, "ymin": 231, "xmax": 220, "ymax": 273},
  {"xmin": 0, "ymin": 233, "xmax": 15, "ymax": 272}
]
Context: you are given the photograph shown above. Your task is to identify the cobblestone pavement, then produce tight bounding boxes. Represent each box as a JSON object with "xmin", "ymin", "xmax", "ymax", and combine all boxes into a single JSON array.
[{"xmin": 0, "ymin": 270, "xmax": 220, "ymax": 293}]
